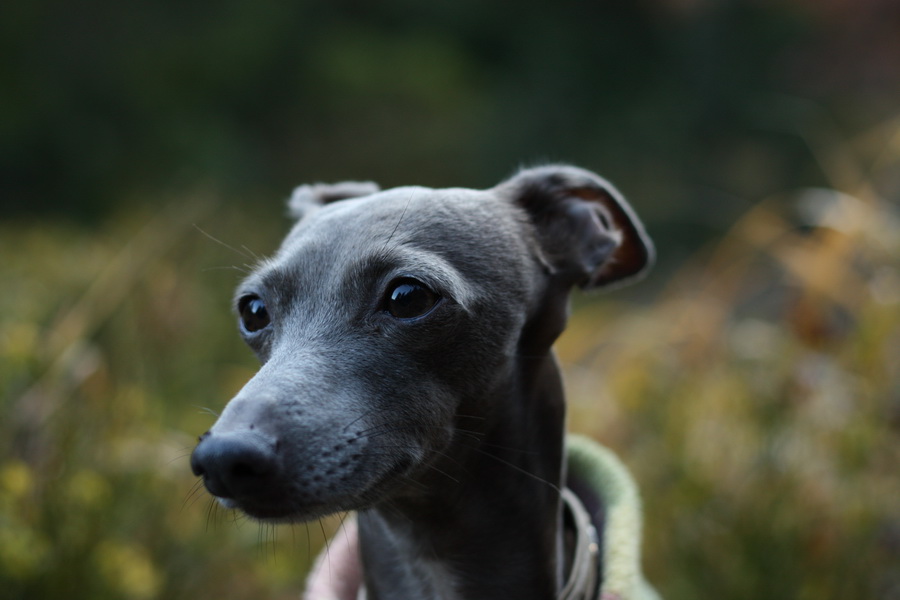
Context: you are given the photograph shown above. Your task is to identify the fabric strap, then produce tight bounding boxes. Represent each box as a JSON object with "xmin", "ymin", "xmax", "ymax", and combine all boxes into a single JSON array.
[{"xmin": 558, "ymin": 487, "xmax": 602, "ymax": 600}]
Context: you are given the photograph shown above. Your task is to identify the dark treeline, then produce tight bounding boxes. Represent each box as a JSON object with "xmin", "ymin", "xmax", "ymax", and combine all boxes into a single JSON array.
[{"xmin": 2, "ymin": 1, "xmax": 898, "ymax": 240}]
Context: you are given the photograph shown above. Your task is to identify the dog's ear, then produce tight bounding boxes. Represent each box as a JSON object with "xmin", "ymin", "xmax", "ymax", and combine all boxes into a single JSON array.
[
  {"xmin": 288, "ymin": 181, "xmax": 380, "ymax": 220},
  {"xmin": 499, "ymin": 165, "xmax": 654, "ymax": 290}
]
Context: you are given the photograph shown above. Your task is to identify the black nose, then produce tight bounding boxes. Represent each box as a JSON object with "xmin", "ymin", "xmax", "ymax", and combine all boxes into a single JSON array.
[{"xmin": 190, "ymin": 431, "xmax": 279, "ymax": 500}]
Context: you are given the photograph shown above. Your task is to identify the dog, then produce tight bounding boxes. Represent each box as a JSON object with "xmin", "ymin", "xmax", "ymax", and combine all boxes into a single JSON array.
[{"xmin": 191, "ymin": 165, "xmax": 655, "ymax": 600}]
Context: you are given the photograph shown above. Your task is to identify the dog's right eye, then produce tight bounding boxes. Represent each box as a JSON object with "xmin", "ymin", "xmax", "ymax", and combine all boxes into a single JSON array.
[
  {"xmin": 385, "ymin": 279, "xmax": 440, "ymax": 320},
  {"xmin": 238, "ymin": 295, "xmax": 270, "ymax": 333}
]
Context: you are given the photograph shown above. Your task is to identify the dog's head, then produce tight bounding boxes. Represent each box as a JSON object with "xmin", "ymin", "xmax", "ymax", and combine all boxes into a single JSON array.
[{"xmin": 190, "ymin": 165, "xmax": 653, "ymax": 521}]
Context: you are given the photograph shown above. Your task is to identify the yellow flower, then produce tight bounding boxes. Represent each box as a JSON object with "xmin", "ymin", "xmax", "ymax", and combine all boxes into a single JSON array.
[
  {"xmin": 95, "ymin": 540, "xmax": 163, "ymax": 600},
  {"xmin": 64, "ymin": 469, "xmax": 112, "ymax": 509},
  {"xmin": 0, "ymin": 525, "xmax": 49, "ymax": 579},
  {"xmin": 0, "ymin": 461, "xmax": 33, "ymax": 499}
]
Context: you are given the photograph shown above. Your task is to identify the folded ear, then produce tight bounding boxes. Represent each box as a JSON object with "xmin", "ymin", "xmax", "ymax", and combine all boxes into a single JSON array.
[
  {"xmin": 498, "ymin": 165, "xmax": 654, "ymax": 290},
  {"xmin": 288, "ymin": 181, "xmax": 380, "ymax": 220}
]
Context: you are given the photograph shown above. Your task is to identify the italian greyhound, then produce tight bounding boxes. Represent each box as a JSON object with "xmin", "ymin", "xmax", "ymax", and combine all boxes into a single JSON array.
[{"xmin": 190, "ymin": 165, "xmax": 654, "ymax": 599}]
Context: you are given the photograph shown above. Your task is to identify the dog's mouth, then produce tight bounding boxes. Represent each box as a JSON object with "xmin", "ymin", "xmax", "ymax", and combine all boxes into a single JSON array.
[
  {"xmin": 208, "ymin": 452, "xmax": 420, "ymax": 523},
  {"xmin": 190, "ymin": 409, "xmax": 441, "ymax": 524},
  {"xmin": 217, "ymin": 496, "xmax": 329, "ymax": 523}
]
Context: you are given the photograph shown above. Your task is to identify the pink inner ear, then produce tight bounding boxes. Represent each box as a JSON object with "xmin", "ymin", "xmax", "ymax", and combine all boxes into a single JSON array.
[
  {"xmin": 563, "ymin": 199, "xmax": 620, "ymax": 283},
  {"xmin": 569, "ymin": 187, "xmax": 654, "ymax": 289}
]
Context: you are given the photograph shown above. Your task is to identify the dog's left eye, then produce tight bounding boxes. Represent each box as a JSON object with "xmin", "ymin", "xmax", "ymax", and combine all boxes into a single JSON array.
[
  {"xmin": 238, "ymin": 295, "xmax": 270, "ymax": 332},
  {"xmin": 385, "ymin": 279, "xmax": 440, "ymax": 319}
]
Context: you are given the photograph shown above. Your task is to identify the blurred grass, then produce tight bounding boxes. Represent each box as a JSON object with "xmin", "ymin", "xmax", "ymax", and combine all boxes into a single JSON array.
[
  {"xmin": 561, "ymin": 115, "xmax": 900, "ymax": 599},
  {"xmin": 2, "ymin": 118, "xmax": 899, "ymax": 599},
  {"xmin": 0, "ymin": 196, "xmax": 341, "ymax": 600}
]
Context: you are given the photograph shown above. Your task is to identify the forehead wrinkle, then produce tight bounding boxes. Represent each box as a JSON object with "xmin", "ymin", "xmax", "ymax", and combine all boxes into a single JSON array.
[
  {"xmin": 252, "ymin": 187, "xmax": 503, "ymax": 308},
  {"xmin": 352, "ymin": 243, "xmax": 478, "ymax": 310},
  {"xmin": 235, "ymin": 257, "xmax": 276, "ymax": 298},
  {"xmin": 240, "ymin": 237, "xmax": 478, "ymax": 312},
  {"xmin": 232, "ymin": 260, "xmax": 301, "ymax": 315}
]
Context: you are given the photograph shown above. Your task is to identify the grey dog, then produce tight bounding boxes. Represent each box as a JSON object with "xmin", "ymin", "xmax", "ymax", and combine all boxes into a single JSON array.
[{"xmin": 191, "ymin": 165, "xmax": 655, "ymax": 599}]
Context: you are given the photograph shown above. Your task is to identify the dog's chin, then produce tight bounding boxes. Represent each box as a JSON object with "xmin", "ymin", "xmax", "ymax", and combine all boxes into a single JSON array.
[
  {"xmin": 224, "ymin": 499, "xmax": 341, "ymax": 524},
  {"xmin": 215, "ymin": 492, "xmax": 361, "ymax": 523}
]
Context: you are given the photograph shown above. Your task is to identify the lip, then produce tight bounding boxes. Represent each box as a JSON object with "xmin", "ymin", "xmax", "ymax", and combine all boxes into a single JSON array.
[
  {"xmin": 235, "ymin": 500, "xmax": 333, "ymax": 523},
  {"xmin": 214, "ymin": 489, "xmax": 348, "ymax": 523},
  {"xmin": 217, "ymin": 454, "xmax": 419, "ymax": 523}
]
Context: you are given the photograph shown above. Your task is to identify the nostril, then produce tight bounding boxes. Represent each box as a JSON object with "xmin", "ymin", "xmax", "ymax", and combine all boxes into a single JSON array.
[
  {"xmin": 190, "ymin": 432, "xmax": 279, "ymax": 499},
  {"xmin": 229, "ymin": 457, "xmax": 272, "ymax": 479},
  {"xmin": 231, "ymin": 461, "xmax": 250, "ymax": 477}
]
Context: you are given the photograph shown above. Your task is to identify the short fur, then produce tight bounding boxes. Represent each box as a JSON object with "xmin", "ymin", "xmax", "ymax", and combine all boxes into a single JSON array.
[{"xmin": 191, "ymin": 165, "xmax": 653, "ymax": 600}]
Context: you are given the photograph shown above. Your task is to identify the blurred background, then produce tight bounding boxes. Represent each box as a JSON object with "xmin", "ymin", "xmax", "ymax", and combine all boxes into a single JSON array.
[{"xmin": 1, "ymin": 0, "xmax": 898, "ymax": 598}]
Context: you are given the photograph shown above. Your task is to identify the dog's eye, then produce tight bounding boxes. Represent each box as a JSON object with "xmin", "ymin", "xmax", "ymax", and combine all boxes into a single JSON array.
[
  {"xmin": 238, "ymin": 295, "xmax": 270, "ymax": 332},
  {"xmin": 385, "ymin": 279, "xmax": 439, "ymax": 319}
]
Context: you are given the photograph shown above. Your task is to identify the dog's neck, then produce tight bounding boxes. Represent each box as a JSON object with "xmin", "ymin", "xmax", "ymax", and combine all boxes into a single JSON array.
[{"xmin": 358, "ymin": 348, "xmax": 568, "ymax": 600}]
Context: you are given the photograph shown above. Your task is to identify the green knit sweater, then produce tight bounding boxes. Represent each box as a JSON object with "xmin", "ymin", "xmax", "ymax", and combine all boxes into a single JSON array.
[{"xmin": 565, "ymin": 434, "xmax": 660, "ymax": 600}]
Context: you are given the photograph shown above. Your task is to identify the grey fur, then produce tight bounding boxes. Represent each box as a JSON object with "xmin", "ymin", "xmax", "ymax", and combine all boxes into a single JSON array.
[{"xmin": 191, "ymin": 165, "xmax": 653, "ymax": 600}]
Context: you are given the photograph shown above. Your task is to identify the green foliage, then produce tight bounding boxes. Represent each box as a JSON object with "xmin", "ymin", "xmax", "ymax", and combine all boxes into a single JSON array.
[{"xmin": 1, "ymin": 117, "xmax": 898, "ymax": 598}]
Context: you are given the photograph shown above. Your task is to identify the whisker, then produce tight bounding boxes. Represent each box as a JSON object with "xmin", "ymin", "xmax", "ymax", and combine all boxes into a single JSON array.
[
  {"xmin": 194, "ymin": 405, "xmax": 221, "ymax": 418},
  {"xmin": 397, "ymin": 474, "xmax": 430, "ymax": 493},
  {"xmin": 477, "ymin": 441, "xmax": 541, "ymax": 455},
  {"xmin": 231, "ymin": 509, "xmax": 248, "ymax": 529},
  {"xmin": 201, "ymin": 264, "xmax": 251, "ymax": 274},
  {"xmin": 379, "ymin": 499, "xmax": 414, "ymax": 525},
  {"xmin": 359, "ymin": 425, "xmax": 415, "ymax": 440},
  {"xmin": 354, "ymin": 422, "xmax": 434, "ymax": 440},
  {"xmin": 318, "ymin": 518, "xmax": 332, "ymax": 582},
  {"xmin": 194, "ymin": 224, "xmax": 257, "ymax": 261},
  {"xmin": 453, "ymin": 413, "xmax": 487, "ymax": 421},
  {"xmin": 241, "ymin": 244, "xmax": 263, "ymax": 262},
  {"xmin": 205, "ymin": 498, "xmax": 218, "ymax": 532},
  {"xmin": 424, "ymin": 462, "xmax": 460, "ymax": 484},
  {"xmin": 381, "ymin": 193, "xmax": 414, "ymax": 251},
  {"xmin": 257, "ymin": 523, "xmax": 264, "ymax": 560},
  {"xmin": 271, "ymin": 523, "xmax": 278, "ymax": 564},
  {"xmin": 337, "ymin": 512, "xmax": 352, "ymax": 552},
  {"xmin": 452, "ymin": 426, "xmax": 485, "ymax": 439},
  {"xmin": 340, "ymin": 407, "xmax": 383, "ymax": 435},
  {"xmin": 168, "ymin": 448, "xmax": 194, "ymax": 466},
  {"xmin": 182, "ymin": 478, "xmax": 208, "ymax": 511},
  {"xmin": 472, "ymin": 447, "xmax": 561, "ymax": 493}
]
